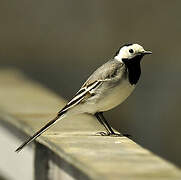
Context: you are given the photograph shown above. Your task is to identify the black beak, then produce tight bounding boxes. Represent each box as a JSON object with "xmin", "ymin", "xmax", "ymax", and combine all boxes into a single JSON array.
[{"xmin": 142, "ymin": 50, "xmax": 152, "ymax": 55}]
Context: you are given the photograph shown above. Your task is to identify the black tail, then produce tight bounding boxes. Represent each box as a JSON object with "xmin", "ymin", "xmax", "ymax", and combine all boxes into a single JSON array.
[{"xmin": 15, "ymin": 111, "xmax": 65, "ymax": 153}]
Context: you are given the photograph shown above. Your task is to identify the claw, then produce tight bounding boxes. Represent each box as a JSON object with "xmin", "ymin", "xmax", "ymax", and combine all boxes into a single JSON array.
[
  {"xmin": 110, "ymin": 133, "xmax": 122, "ymax": 137},
  {"xmin": 96, "ymin": 132, "xmax": 122, "ymax": 137},
  {"xmin": 95, "ymin": 131, "xmax": 110, "ymax": 136}
]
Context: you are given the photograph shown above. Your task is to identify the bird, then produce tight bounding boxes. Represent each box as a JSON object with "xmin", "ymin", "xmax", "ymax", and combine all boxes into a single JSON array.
[{"xmin": 15, "ymin": 43, "xmax": 152, "ymax": 152}]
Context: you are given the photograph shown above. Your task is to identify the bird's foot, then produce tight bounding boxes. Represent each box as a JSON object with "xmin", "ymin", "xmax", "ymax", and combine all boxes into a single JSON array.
[
  {"xmin": 96, "ymin": 131, "xmax": 110, "ymax": 136},
  {"xmin": 109, "ymin": 132, "xmax": 122, "ymax": 137},
  {"xmin": 96, "ymin": 132, "xmax": 122, "ymax": 137}
]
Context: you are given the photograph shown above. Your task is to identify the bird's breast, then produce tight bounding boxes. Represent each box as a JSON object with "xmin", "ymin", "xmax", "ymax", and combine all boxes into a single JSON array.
[{"xmin": 97, "ymin": 79, "xmax": 135, "ymax": 112}]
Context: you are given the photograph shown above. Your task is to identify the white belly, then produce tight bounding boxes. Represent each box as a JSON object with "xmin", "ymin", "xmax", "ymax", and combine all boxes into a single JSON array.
[
  {"xmin": 97, "ymin": 80, "xmax": 135, "ymax": 112},
  {"xmin": 67, "ymin": 79, "xmax": 135, "ymax": 115}
]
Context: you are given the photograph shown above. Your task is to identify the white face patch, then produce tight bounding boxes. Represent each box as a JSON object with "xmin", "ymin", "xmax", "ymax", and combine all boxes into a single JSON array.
[{"xmin": 114, "ymin": 44, "xmax": 146, "ymax": 62}]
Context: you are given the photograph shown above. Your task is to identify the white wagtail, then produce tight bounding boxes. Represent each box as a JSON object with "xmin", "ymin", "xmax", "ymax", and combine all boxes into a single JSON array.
[{"xmin": 15, "ymin": 43, "xmax": 152, "ymax": 152}]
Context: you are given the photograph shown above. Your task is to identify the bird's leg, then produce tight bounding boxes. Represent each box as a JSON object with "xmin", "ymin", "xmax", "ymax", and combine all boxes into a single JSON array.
[
  {"xmin": 99, "ymin": 112, "xmax": 132, "ymax": 138},
  {"xmin": 95, "ymin": 112, "xmax": 121, "ymax": 136},
  {"xmin": 95, "ymin": 112, "xmax": 111, "ymax": 136},
  {"xmin": 99, "ymin": 112, "xmax": 122, "ymax": 136}
]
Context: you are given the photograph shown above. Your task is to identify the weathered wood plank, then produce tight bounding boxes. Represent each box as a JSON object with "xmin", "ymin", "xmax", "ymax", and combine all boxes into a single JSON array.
[{"xmin": 0, "ymin": 69, "xmax": 181, "ymax": 180}]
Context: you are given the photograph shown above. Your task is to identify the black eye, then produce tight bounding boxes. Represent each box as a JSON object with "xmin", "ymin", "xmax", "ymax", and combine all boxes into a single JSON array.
[{"xmin": 129, "ymin": 49, "xmax": 134, "ymax": 53}]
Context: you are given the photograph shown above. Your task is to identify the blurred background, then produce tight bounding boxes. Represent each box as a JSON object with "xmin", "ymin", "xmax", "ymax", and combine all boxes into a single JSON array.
[{"xmin": 0, "ymin": 0, "xmax": 181, "ymax": 170}]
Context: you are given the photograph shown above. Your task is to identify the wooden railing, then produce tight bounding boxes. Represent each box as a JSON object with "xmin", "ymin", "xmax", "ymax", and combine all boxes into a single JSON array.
[{"xmin": 0, "ymin": 69, "xmax": 181, "ymax": 180}]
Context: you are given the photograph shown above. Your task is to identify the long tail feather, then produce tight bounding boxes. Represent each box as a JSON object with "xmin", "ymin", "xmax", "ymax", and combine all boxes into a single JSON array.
[
  {"xmin": 15, "ymin": 80, "xmax": 100, "ymax": 153},
  {"xmin": 15, "ymin": 111, "xmax": 66, "ymax": 153}
]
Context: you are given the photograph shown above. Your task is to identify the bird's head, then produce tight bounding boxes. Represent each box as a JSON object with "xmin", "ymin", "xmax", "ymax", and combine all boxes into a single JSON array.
[{"xmin": 114, "ymin": 43, "xmax": 152, "ymax": 63}]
